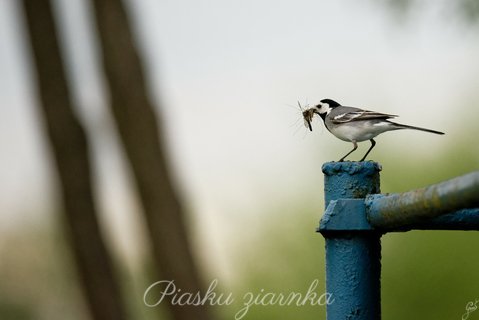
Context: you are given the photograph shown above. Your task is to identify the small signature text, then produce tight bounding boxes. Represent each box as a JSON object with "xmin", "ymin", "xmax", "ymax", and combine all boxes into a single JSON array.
[{"xmin": 462, "ymin": 298, "xmax": 479, "ymax": 320}]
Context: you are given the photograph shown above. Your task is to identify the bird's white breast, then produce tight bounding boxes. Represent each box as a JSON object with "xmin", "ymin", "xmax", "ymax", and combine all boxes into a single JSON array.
[{"xmin": 327, "ymin": 121, "xmax": 393, "ymax": 142}]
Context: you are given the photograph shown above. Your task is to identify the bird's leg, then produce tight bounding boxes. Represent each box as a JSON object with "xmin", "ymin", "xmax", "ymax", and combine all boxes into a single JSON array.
[
  {"xmin": 339, "ymin": 140, "xmax": 358, "ymax": 162},
  {"xmin": 359, "ymin": 139, "xmax": 376, "ymax": 161}
]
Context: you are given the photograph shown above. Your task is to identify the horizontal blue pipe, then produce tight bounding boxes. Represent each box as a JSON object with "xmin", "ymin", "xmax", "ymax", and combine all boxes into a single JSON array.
[
  {"xmin": 321, "ymin": 199, "xmax": 479, "ymax": 232},
  {"xmin": 397, "ymin": 208, "xmax": 479, "ymax": 231},
  {"xmin": 366, "ymin": 171, "xmax": 479, "ymax": 229}
]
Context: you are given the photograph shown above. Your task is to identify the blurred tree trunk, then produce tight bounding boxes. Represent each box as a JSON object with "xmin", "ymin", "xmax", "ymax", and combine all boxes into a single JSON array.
[
  {"xmin": 89, "ymin": 1, "xmax": 213, "ymax": 320},
  {"xmin": 21, "ymin": 1, "xmax": 128, "ymax": 319}
]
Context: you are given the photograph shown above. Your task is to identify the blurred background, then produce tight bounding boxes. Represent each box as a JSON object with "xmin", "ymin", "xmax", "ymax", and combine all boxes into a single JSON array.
[{"xmin": 1, "ymin": 0, "xmax": 479, "ymax": 319}]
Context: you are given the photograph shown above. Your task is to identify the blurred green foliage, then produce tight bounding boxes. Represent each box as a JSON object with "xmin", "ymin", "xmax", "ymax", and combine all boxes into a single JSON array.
[
  {"xmin": 1, "ymin": 122, "xmax": 478, "ymax": 319},
  {"xmin": 379, "ymin": 0, "xmax": 479, "ymax": 24},
  {"xmin": 1, "ymin": 131, "xmax": 478, "ymax": 320}
]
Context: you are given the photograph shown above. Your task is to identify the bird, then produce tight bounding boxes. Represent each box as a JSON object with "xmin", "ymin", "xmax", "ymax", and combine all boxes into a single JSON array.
[{"xmin": 303, "ymin": 98, "xmax": 444, "ymax": 162}]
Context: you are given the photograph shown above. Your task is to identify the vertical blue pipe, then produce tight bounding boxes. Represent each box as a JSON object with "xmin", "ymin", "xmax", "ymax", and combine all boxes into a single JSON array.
[{"xmin": 320, "ymin": 162, "xmax": 382, "ymax": 320}]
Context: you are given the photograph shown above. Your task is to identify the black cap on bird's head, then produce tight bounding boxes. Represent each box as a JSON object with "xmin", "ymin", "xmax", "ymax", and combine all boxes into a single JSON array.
[
  {"xmin": 319, "ymin": 99, "xmax": 341, "ymax": 108},
  {"xmin": 313, "ymin": 98, "xmax": 341, "ymax": 120}
]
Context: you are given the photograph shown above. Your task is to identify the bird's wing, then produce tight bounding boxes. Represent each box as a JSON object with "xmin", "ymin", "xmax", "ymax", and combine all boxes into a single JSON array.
[{"xmin": 331, "ymin": 109, "xmax": 398, "ymax": 124}]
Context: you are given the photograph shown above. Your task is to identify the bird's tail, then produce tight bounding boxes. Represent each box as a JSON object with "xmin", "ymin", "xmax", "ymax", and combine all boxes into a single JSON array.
[{"xmin": 391, "ymin": 122, "xmax": 445, "ymax": 135}]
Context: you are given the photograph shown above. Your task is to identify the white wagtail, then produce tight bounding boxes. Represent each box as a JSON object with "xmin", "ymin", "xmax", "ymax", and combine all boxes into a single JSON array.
[{"xmin": 303, "ymin": 99, "xmax": 445, "ymax": 162}]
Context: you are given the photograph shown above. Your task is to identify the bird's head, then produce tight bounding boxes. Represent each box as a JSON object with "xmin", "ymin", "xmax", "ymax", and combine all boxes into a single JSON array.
[{"xmin": 313, "ymin": 99, "xmax": 341, "ymax": 120}]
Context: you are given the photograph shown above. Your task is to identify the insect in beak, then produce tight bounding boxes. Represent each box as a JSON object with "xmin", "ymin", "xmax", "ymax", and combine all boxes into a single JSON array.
[
  {"xmin": 303, "ymin": 109, "xmax": 314, "ymax": 131},
  {"xmin": 298, "ymin": 101, "xmax": 316, "ymax": 131}
]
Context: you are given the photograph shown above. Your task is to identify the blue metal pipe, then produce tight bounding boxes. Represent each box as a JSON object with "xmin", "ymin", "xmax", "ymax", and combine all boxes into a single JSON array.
[
  {"xmin": 367, "ymin": 171, "xmax": 479, "ymax": 229},
  {"xmin": 318, "ymin": 164, "xmax": 479, "ymax": 319},
  {"xmin": 322, "ymin": 199, "xmax": 479, "ymax": 232},
  {"xmin": 319, "ymin": 162, "xmax": 382, "ymax": 320},
  {"xmin": 393, "ymin": 208, "xmax": 479, "ymax": 231},
  {"xmin": 322, "ymin": 162, "xmax": 381, "ymax": 205},
  {"xmin": 318, "ymin": 199, "xmax": 479, "ymax": 234}
]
